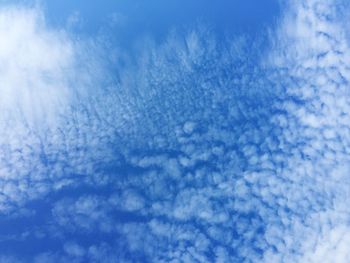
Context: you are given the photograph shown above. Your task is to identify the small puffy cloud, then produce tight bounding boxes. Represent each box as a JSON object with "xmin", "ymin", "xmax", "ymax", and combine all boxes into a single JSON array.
[{"xmin": 63, "ymin": 242, "xmax": 86, "ymax": 257}]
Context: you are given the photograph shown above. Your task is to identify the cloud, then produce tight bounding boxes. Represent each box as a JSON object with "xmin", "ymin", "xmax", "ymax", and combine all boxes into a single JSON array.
[
  {"xmin": 260, "ymin": 0, "xmax": 350, "ymax": 261},
  {"xmin": 0, "ymin": 7, "xmax": 73, "ymax": 126},
  {"xmin": 0, "ymin": 5, "xmax": 121, "ymax": 214},
  {"xmin": 0, "ymin": 6, "xmax": 76, "ymax": 213},
  {"xmin": 1, "ymin": 0, "xmax": 350, "ymax": 262}
]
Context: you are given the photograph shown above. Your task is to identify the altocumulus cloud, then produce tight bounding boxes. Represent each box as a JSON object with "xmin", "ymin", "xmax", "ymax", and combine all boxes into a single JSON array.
[
  {"xmin": 0, "ymin": 0, "xmax": 350, "ymax": 262},
  {"xmin": 0, "ymin": 6, "xmax": 113, "ymax": 214},
  {"xmin": 0, "ymin": 7, "xmax": 76, "ymax": 211}
]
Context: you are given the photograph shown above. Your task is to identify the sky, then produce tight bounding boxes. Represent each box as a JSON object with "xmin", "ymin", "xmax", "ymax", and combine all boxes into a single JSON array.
[{"xmin": 0, "ymin": 0, "xmax": 350, "ymax": 262}]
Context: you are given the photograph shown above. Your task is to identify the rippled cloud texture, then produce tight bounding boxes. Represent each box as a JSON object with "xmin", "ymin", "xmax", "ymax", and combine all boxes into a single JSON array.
[{"xmin": 0, "ymin": 0, "xmax": 350, "ymax": 262}]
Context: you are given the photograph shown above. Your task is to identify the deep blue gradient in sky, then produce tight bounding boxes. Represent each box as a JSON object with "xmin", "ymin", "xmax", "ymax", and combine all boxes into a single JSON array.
[{"xmin": 43, "ymin": 0, "xmax": 280, "ymax": 37}]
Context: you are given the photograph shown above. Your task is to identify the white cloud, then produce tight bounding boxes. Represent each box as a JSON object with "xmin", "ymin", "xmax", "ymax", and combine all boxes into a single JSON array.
[
  {"xmin": 1, "ymin": 0, "xmax": 350, "ymax": 262},
  {"xmin": 0, "ymin": 7, "xmax": 73, "ymax": 127},
  {"xmin": 63, "ymin": 242, "xmax": 85, "ymax": 257},
  {"xmin": 0, "ymin": 6, "xmax": 75, "ymax": 212},
  {"xmin": 0, "ymin": 5, "xmax": 123, "ymax": 214}
]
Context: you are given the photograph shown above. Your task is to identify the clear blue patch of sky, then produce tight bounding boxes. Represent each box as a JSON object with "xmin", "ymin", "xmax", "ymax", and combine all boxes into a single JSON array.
[
  {"xmin": 41, "ymin": 0, "xmax": 282, "ymax": 46},
  {"xmin": 0, "ymin": 0, "xmax": 283, "ymax": 69}
]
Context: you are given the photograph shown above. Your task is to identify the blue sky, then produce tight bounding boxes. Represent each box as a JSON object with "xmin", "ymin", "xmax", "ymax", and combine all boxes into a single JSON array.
[
  {"xmin": 42, "ymin": 0, "xmax": 280, "ymax": 36},
  {"xmin": 0, "ymin": 0, "xmax": 350, "ymax": 262}
]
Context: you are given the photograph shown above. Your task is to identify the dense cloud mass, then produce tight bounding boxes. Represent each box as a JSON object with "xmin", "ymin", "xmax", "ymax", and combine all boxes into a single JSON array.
[{"xmin": 0, "ymin": 0, "xmax": 350, "ymax": 262}]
